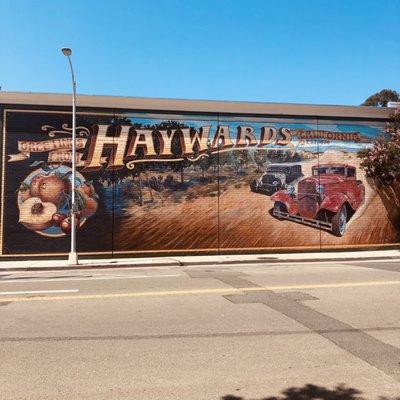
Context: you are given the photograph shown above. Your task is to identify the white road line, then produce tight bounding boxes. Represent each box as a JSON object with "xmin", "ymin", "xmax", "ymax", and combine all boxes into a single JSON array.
[
  {"xmin": 91, "ymin": 274, "xmax": 181, "ymax": 280},
  {"xmin": 0, "ymin": 289, "xmax": 79, "ymax": 295},
  {"xmin": 0, "ymin": 274, "xmax": 181, "ymax": 284}
]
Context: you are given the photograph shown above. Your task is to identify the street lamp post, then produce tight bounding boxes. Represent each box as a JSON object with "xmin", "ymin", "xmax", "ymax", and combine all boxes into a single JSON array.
[{"xmin": 61, "ymin": 47, "xmax": 78, "ymax": 265}]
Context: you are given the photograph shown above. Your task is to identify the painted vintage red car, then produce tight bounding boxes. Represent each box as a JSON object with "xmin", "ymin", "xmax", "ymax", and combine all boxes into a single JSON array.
[{"xmin": 271, "ymin": 163, "xmax": 365, "ymax": 236}]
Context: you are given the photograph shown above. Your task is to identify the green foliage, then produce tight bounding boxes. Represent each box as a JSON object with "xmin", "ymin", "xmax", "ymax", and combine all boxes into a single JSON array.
[
  {"xmin": 74, "ymin": 189, "xmax": 87, "ymax": 212},
  {"xmin": 361, "ymin": 89, "xmax": 400, "ymax": 107},
  {"xmin": 358, "ymin": 110, "xmax": 400, "ymax": 184}
]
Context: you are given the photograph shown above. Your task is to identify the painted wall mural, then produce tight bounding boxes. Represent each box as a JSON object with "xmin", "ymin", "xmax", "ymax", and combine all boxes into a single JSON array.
[{"xmin": 1, "ymin": 109, "xmax": 398, "ymax": 256}]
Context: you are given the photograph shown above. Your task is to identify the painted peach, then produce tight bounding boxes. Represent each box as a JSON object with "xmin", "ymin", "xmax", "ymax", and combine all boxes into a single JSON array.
[
  {"xmin": 29, "ymin": 174, "xmax": 45, "ymax": 197},
  {"xmin": 80, "ymin": 196, "xmax": 98, "ymax": 218},
  {"xmin": 19, "ymin": 197, "xmax": 57, "ymax": 231},
  {"xmin": 81, "ymin": 182, "xmax": 95, "ymax": 197},
  {"xmin": 38, "ymin": 175, "xmax": 70, "ymax": 204},
  {"xmin": 60, "ymin": 216, "xmax": 81, "ymax": 234}
]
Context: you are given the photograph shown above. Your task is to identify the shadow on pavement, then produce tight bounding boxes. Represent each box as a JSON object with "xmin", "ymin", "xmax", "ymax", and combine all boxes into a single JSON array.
[{"xmin": 221, "ymin": 383, "xmax": 400, "ymax": 400}]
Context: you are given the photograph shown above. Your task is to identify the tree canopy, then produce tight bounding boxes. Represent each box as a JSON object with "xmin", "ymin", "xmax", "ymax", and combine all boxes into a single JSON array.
[
  {"xmin": 361, "ymin": 89, "xmax": 400, "ymax": 107},
  {"xmin": 358, "ymin": 109, "xmax": 400, "ymax": 184}
]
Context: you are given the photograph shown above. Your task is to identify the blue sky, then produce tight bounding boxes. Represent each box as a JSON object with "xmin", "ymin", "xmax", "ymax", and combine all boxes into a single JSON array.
[{"xmin": 0, "ymin": 0, "xmax": 399, "ymax": 106}]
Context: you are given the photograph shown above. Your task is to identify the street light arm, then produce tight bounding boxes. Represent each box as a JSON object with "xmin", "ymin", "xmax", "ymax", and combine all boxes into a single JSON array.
[{"xmin": 66, "ymin": 55, "xmax": 76, "ymax": 96}]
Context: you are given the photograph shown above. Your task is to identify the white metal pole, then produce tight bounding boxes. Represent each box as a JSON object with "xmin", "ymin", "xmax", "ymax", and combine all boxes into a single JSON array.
[{"xmin": 63, "ymin": 51, "xmax": 78, "ymax": 265}]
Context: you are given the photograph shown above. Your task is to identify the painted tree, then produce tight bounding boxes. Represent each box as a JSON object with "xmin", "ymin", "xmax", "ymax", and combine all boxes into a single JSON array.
[
  {"xmin": 231, "ymin": 153, "xmax": 243, "ymax": 175},
  {"xmin": 165, "ymin": 121, "xmax": 189, "ymax": 184},
  {"xmin": 253, "ymin": 150, "xmax": 265, "ymax": 173},
  {"xmin": 196, "ymin": 143, "xmax": 213, "ymax": 179}
]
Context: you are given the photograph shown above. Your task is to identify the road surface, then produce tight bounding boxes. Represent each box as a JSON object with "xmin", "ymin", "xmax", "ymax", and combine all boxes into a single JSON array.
[{"xmin": 0, "ymin": 259, "xmax": 400, "ymax": 399}]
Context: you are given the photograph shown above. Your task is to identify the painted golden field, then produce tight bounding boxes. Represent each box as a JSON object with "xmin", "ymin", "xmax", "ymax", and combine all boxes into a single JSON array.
[{"xmin": 114, "ymin": 151, "xmax": 398, "ymax": 253}]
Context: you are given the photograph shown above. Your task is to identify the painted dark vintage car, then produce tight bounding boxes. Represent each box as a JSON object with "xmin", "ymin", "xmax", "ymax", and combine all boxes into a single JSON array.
[
  {"xmin": 250, "ymin": 163, "xmax": 303, "ymax": 195},
  {"xmin": 271, "ymin": 164, "xmax": 365, "ymax": 236}
]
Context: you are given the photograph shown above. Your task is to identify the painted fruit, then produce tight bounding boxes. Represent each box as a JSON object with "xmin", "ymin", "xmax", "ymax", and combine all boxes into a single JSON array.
[
  {"xmin": 29, "ymin": 174, "xmax": 45, "ymax": 197},
  {"xmin": 19, "ymin": 189, "xmax": 30, "ymax": 202},
  {"xmin": 60, "ymin": 216, "xmax": 80, "ymax": 234},
  {"xmin": 77, "ymin": 184, "xmax": 96, "ymax": 200},
  {"xmin": 80, "ymin": 196, "xmax": 98, "ymax": 218},
  {"xmin": 19, "ymin": 197, "xmax": 57, "ymax": 231},
  {"xmin": 76, "ymin": 187, "xmax": 87, "ymax": 199},
  {"xmin": 38, "ymin": 175, "xmax": 70, "ymax": 204},
  {"xmin": 52, "ymin": 213, "xmax": 67, "ymax": 226},
  {"xmin": 81, "ymin": 182, "xmax": 95, "ymax": 197}
]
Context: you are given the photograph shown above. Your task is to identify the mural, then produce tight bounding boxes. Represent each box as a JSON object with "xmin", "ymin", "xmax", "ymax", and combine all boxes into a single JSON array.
[{"xmin": 0, "ymin": 109, "xmax": 398, "ymax": 256}]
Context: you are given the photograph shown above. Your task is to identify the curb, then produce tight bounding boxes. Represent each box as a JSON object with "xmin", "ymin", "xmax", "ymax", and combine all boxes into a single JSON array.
[{"xmin": 1, "ymin": 255, "xmax": 399, "ymax": 272}]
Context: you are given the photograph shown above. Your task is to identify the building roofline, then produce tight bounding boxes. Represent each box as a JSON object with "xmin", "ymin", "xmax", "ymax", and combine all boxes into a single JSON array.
[{"xmin": 0, "ymin": 91, "xmax": 392, "ymax": 120}]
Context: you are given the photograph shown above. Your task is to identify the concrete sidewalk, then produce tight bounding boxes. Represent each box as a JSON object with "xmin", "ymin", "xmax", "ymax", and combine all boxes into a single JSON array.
[{"xmin": 0, "ymin": 249, "xmax": 399, "ymax": 272}]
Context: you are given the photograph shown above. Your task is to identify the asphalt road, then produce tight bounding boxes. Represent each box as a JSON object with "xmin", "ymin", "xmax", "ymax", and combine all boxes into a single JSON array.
[{"xmin": 0, "ymin": 260, "xmax": 400, "ymax": 400}]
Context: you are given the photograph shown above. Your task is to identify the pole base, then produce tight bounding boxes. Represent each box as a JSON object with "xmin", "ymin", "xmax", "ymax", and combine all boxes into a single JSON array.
[{"xmin": 68, "ymin": 251, "xmax": 79, "ymax": 265}]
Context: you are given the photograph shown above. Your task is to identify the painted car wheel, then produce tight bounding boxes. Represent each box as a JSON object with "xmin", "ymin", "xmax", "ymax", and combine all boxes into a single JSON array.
[
  {"xmin": 273, "ymin": 201, "xmax": 287, "ymax": 221},
  {"xmin": 250, "ymin": 180, "xmax": 259, "ymax": 192},
  {"xmin": 331, "ymin": 205, "xmax": 347, "ymax": 237}
]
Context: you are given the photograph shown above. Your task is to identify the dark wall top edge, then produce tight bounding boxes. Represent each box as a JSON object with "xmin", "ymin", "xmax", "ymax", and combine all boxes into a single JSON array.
[
  {"xmin": 0, "ymin": 103, "xmax": 391, "ymax": 123},
  {"xmin": 0, "ymin": 91, "xmax": 392, "ymax": 121}
]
